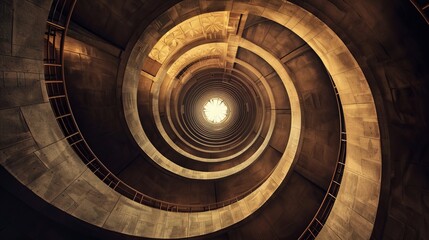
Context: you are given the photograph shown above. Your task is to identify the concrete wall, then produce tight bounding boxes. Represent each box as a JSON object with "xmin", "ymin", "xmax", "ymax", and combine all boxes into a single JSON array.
[
  {"xmin": 1, "ymin": 0, "xmax": 428, "ymax": 239},
  {"xmin": 292, "ymin": 0, "xmax": 429, "ymax": 239}
]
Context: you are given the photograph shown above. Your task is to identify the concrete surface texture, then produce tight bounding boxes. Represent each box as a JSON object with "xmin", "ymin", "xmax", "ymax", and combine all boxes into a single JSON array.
[{"xmin": 0, "ymin": 0, "xmax": 428, "ymax": 239}]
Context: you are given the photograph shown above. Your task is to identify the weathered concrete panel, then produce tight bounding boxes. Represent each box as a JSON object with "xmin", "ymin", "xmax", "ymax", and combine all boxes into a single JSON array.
[
  {"xmin": 0, "ymin": 107, "xmax": 31, "ymax": 149},
  {"xmin": 103, "ymin": 196, "xmax": 150, "ymax": 235},
  {"xmin": 28, "ymin": 155, "xmax": 86, "ymax": 202},
  {"xmin": 21, "ymin": 103, "xmax": 63, "ymax": 148},
  {"xmin": 318, "ymin": 225, "xmax": 341, "ymax": 240},
  {"xmin": 0, "ymin": 71, "xmax": 45, "ymax": 109},
  {"xmin": 34, "ymin": 139, "xmax": 75, "ymax": 169},
  {"xmin": 0, "ymin": 108, "xmax": 39, "ymax": 165},
  {"xmin": 3, "ymin": 153, "xmax": 47, "ymax": 185},
  {"xmin": 0, "ymin": 137, "xmax": 38, "ymax": 166},
  {"xmin": 324, "ymin": 200, "xmax": 367, "ymax": 240},
  {"xmin": 12, "ymin": 0, "xmax": 49, "ymax": 59},
  {"xmin": 52, "ymin": 170, "xmax": 120, "ymax": 227},
  {"xmin": 354, "ymin": 176, "xmax": 380, "ymax": 223}
]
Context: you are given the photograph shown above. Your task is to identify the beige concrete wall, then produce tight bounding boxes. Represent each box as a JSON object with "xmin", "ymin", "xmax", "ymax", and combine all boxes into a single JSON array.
[{"xmin": 0, "ymin": 0, "xmax": 385, "ymax": 239}]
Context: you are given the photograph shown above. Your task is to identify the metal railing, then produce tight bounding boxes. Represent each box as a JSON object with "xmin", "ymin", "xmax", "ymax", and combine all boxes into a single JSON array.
[
  {"xmin": 43, "ymin": 0, "xmax": 274, "ymax": 213},
  {"xmin": 299, "ymin": 0, "xmax": 429, "ymax": 235},
  {"xmin": 44, "ymin": 1, "xmax": 347, "ymax": 225},
  {"xmin": 298, "ymin": 73, "xmax": 347, "ymax": 239},
  {"xmin": 410, "ymin": 0, "xmax": 429, "ymax": 25}
]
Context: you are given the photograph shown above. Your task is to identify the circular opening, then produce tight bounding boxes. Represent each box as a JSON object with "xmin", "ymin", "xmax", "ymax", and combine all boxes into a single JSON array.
[{"xmin": 203, "ymin": 97, "xmax": 229, "ymax": 124}]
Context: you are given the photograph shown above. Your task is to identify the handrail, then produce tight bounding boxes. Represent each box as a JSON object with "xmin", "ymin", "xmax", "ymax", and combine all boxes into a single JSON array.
[
  {"xmin": 298, "ymin": 71, "xmax": 347, "ymax": 239},
  {"xmin": 410, "ymin": 0, "xmax": 429, "ymax": 25},
  {"xmin": 43, "ymin": 0, "xmax": 273, "ymax": 212}
]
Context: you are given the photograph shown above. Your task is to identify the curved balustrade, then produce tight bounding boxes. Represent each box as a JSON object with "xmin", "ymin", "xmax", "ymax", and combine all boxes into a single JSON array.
[
  {"xmin": 43, "ymin": 1, "xmax": 347, "ymax": 236},
  {"xmin": 43, "ymin": 0, "xmax": 263, "ymax": 213},
  {"xmin": 299, "ymin": 73, "xmax": 347, "ymax": 240}
]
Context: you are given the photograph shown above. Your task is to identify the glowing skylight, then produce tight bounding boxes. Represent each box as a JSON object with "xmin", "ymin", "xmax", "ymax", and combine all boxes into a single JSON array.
[{"xmin": 203, "ymin": 98, "xmax": 228, "ymax": 124}]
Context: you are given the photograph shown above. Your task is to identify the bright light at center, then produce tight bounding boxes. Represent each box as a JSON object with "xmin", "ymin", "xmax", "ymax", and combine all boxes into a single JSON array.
[{"xmin": 203, "ymin": 97, "xmax": 228, "ymax": 124}]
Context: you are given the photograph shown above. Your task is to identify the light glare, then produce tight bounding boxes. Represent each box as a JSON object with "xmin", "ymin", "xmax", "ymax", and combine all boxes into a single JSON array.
[{"xmin": 203, "ymin": 98, "xmax": 228, "ymax": 124}]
